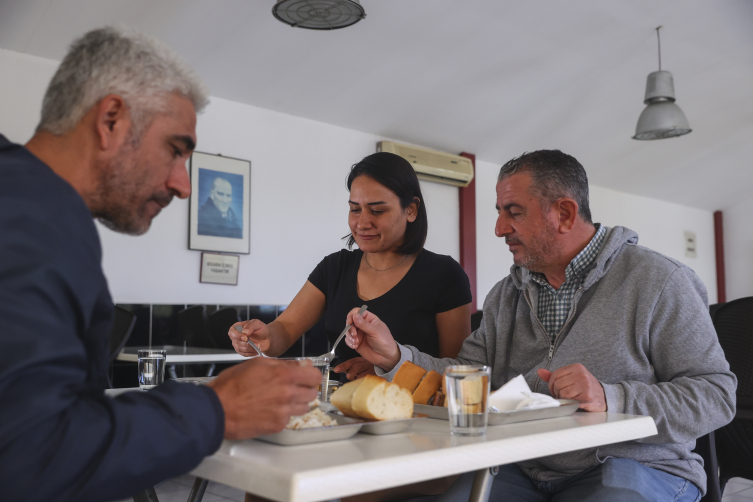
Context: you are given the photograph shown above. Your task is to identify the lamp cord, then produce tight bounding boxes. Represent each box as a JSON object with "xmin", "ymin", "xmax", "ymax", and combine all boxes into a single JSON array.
[{"xmin": 656, "ymin": 26, "xmax": 662, "ymax": 71}]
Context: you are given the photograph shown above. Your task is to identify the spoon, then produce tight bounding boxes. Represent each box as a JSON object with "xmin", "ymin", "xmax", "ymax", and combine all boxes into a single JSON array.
[
  {"xmin": 318, "ymin": 304, "xmax": 368, "ymax": 361},
  {"xmin": 234, "ymin": 325, "xmax": 272, "ymax": 358}
]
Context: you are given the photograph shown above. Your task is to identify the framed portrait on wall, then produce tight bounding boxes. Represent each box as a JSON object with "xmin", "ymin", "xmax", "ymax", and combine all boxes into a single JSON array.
[{"xmin": 189, "ymin": 152, "xmax": 251, "ymax": 254}]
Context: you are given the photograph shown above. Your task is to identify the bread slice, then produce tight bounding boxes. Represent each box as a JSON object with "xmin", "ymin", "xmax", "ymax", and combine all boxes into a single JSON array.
[
  {"xmin": 431, "ymin": 390, "xmax": 445, "ymax": 407},
  {"xmin": 351, "ymin": 375, "xmax": 413, "ymax": 420},
  {"xmin": 412, "ymin": 370, "xmax": 443, "ymax": 404},
  {"xmin": 392, "ymin": 361, "xmax": 427, "ymax": 393},
  {"xmin": 329, "ymin": 378, "xmax": 365, "ymax": 417},
  {"xmin": 460, "ymin": 376, "xmax": 485, "ymax": 405}
]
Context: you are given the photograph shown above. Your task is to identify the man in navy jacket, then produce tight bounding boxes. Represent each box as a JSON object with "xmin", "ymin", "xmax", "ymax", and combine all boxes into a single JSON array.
[{"xmin": 0, "ymin": 27, "xmax": 320, "ymax": 502}]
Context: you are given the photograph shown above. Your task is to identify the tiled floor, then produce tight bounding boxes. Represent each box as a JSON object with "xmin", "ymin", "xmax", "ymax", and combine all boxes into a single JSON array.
[
  {"xmin": 117, "ymin": 475, "xmax": 753, "ymax": 502},
  {"xmin": 114, "ymin": 474, "xmax": 245, "ymax": 502}
]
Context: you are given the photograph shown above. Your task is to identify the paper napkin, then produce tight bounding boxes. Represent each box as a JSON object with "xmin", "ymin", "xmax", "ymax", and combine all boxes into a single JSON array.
[{"xmin": 488, "ymin": 374, "xmax": 561, "ymax": 412}]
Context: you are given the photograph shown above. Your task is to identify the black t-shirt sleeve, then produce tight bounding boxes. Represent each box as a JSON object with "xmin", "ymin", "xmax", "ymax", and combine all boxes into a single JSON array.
[
  {"xmin": 433, "ymin": 255, "xmax": 473, "ymax": 313},
  {"xmin": 308, "ymin": 252, "xmax": 336, "ymax": 295},
  {"xmin": 308, "ymin": 250, "xmax": 353, "ymax": 302},
  {"xmin": 308, "ymin": 259, "xmax": 327, "ymax": 294}
]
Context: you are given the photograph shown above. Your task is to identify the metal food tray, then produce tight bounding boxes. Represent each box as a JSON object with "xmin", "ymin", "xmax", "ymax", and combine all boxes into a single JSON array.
[
  {"xmin": 413, "ymin": 404, "xmax": 450, "ymax": 420},
  {"xmin": 414, "ymin": 399, "xmax": 580, "ymax": 425},
  {"xmin": 325, "ymin": 409, "xmax": 428, "ymax": 435},
  {"xmin": 255, "ymin": 413, "xmax": 363, "ymax": 446},
  {"xmin": 358, "ymin": 413, "xmax": 427, "ymax": 435}
]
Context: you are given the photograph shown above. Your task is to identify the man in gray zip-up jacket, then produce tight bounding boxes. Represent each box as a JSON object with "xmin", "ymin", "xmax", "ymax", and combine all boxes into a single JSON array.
[{"xmin": 343, "ymin": 150, "xmax": 736, "ymax": 501}]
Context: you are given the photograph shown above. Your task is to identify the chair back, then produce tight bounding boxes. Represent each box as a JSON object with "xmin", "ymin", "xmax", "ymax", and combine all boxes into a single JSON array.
[
  {"xmin": 713, "ymin": 297, "xmax": 753, "ymax": 400},
  {"xmin": 108, "ymin": 306, "xmax": 137, "ymax": 365},
  {"xmin": 694, "ymin": 431, "xmax": 722, "ymax": 502},
  {"xmin": 711, "ymin": 296, "xmax": 753, "ymax": 489},
  {"xmin": 470, "ymin": 311, "xmax": 483, "ymax": 332},
  {"xmin": 208, "ymin": 307, "xmax": 240, "ymax": 350},
  {"xmin": 709, "ymin": 302, "xmax": 724, "ymax": 322},
  {"xmin": 177, "ymin": 305, "xmax": 217, "ymax": 348}
]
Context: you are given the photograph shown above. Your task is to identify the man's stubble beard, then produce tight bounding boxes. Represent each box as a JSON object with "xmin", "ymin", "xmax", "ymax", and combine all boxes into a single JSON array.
[
  {"xmin": 91, "ymin": 142, "xmax": 172, "ymax": 236},
  {"xmin": 510, "ymin": 222, "xmax": 562, "ymax": 272}
]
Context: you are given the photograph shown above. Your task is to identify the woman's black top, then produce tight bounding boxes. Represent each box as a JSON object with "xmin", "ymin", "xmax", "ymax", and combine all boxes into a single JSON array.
[{"xmin": 308, "ymin": 249, "xmax": 472, "ymax": 362}]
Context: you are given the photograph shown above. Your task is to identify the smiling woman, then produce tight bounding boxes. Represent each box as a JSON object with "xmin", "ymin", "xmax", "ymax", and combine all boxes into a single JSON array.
[{"xmin": 228, "ymin": 152, "xmax": 473, "ymax": 380}]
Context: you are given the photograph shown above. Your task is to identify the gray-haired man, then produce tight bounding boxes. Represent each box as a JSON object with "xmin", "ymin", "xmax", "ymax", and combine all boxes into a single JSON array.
[
  {"xmin": 0, "ymin": 27, "xmax": 320, "ymax": 501},
  {"xmin": 345, "ymin": 150, "xmax": 736, "ymax": 501}
]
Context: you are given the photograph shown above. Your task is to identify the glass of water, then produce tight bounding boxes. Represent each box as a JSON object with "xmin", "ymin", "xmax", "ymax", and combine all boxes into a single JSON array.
[
  {"xmin": 444, "ymin": 365, "xmax": 491, "ymax": 436},
  {"xmin": 297, "ymin": 357, "xmax": 331, "ymax": 400},
  {"xmin": 138, "ymin": 349, "xmax": 167, "ymax": 390}
]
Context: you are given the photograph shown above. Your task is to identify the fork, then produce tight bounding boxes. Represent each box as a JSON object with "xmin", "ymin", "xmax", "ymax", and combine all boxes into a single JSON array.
[
  {"xmin": 318, "ymin": 304, "xmax": 368, "ymax": 361},
  {"xmin": 234, "ymin": 325, "xmax": 272, "ymax": 358}
]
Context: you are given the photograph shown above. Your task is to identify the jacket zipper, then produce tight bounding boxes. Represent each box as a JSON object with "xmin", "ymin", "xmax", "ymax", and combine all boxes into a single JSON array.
[{"xmin": 524, "ymin": 286, "xmax": 584, "ymax": 392}]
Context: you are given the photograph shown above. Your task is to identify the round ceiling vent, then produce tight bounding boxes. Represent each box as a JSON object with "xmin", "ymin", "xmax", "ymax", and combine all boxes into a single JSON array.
[{"xmin": 272, "ymin": 0, "xmax": 366, "ymax": 30}]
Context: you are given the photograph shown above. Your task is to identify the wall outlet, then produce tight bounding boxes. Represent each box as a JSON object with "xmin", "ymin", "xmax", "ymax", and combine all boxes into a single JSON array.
[{"xmin": 684, "ymin": 231, "xmax": 697, "ymax": 258}]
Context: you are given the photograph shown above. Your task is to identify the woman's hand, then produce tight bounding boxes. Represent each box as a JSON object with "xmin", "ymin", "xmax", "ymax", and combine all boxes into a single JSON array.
[
  {"xmin": 228, "ymin": 319, "xmax": 271, "ymax": 357},
  {"xmin": 333, "ymin": 357, "xmax": 377, "ymax": 380},
  {"xmin": 344, "ymin": 309, "xmax": 401, "ymax": 372}
]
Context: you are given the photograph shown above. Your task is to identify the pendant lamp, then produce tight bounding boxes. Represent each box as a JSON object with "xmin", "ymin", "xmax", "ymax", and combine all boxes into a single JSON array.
[
  {"xmin": 633, "ymin": 27, "xmax": 692, "ymax": 140},
  {"xmin": 272, "ymin": 0, "xmax": 366, "ymax": 30}
]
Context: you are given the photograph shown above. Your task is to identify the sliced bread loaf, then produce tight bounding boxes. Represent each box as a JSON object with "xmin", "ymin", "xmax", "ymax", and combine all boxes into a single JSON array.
[
  {"xmin": 392, "ymin": 361, "xmax": 427, "ymax": 393},
  {"xmin": 412, "ymin": 370, "xmax": 443, "ymax": 404},
  {"xmin": 352, "ymin": 375, "xmax": 413, "ymax": 420},
  {"xmin": 330, "ymin": 375, "xmax": 413, "ymax": 421},
  {"xmin": 329, "ymin": 378, "xmax": 365, "ymax": 417}
]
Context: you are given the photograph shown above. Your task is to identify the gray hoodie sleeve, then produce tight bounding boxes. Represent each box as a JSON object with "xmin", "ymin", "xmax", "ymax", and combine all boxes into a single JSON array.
[
  {"xmin": 601, "ymin": 265, "xmax": 737, "ymax": 444},
  {"xmin": 375, "ymin": 321, "xmax": 493, "ymax": 381},
  {"xmin": 405, "ymin": 279, "xmax": 505, "ymax": 375},
  {"xmin": 400, "ymin": 331, "xmax": 489, "ymax": 378}
]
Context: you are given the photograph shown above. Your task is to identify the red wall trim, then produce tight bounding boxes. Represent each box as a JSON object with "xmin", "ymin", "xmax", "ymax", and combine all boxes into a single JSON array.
[
  {"xmin": 714, "ymin": 210, "xmax": 726, "ymax": 303},
  {"xmin": 459, "ymin": 152, "xmax": 478, "ymax": 310}
]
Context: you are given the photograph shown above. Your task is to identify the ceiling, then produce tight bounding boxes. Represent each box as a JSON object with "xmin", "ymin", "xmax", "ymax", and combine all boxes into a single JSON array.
[{"xmin": 1, "ymin": 0, "xmax": 752, "ymax": 212}]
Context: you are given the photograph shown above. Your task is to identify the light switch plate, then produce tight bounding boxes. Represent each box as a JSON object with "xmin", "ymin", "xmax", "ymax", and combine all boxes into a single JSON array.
[{"xmin": 684, "ymin": 231, "xmax": 697, "ymax": 258}]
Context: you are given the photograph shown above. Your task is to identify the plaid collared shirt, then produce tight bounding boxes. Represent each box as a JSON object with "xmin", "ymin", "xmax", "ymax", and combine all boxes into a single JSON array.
[{"xmin": 529, "ymin": 224, "xmax": 606, "ymax": 342}]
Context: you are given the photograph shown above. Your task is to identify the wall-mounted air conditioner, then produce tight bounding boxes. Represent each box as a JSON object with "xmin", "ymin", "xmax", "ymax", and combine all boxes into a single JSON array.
[{"xmin": 377, "ymin": 141, "xmax": 474, "ymax": 187}]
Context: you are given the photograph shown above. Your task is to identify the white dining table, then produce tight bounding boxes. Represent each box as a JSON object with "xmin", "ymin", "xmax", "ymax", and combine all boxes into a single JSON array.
[{"xmin": 189, "ymin": 411, "xmax": 657, "ymax": 502}]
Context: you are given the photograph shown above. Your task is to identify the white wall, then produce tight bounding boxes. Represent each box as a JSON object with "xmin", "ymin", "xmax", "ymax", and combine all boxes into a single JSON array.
[
  {"xmin": 99, "ymin": 96, "xmax": 459, "ymax": 304},
  {"xmin": 0, "ymin": 49, "xmax": 58, "ymax": 143},
  {"xmin": 0, "ymin": 48, "xmax": 459, "ymax": 305},
  {"xmin": 724, "ymin": 197, "xmax": 753, "ymax": 301},
  {"xmin": 474, "ymin": 160, "xmax": 718, "ymax": 310},
  {"xmin": 1, "ymin": 47, "xmax": 719, "ymax": 309},
  {"xmin": 475, "ymin": 158, "xmax": 516, "ymax": 310}
]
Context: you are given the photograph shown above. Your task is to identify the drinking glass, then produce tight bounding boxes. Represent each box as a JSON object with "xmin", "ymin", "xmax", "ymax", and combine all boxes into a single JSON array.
[
  {"xmin": 444, "ymin": 365, "xmax": 491, "ymax": 436},
  {"xmin": 138, "ymin": 349, "xmax": 167, "ymax": 390},
  {"xmin": 297, "ymin": 356, "xmax": 331, "ymax": 400}
]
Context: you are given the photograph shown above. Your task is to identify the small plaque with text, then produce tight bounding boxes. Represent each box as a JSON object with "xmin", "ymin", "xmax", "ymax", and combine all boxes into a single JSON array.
[{"xmin": 200, "ymin": 252, "xmax": 240, "ymax": 285}]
